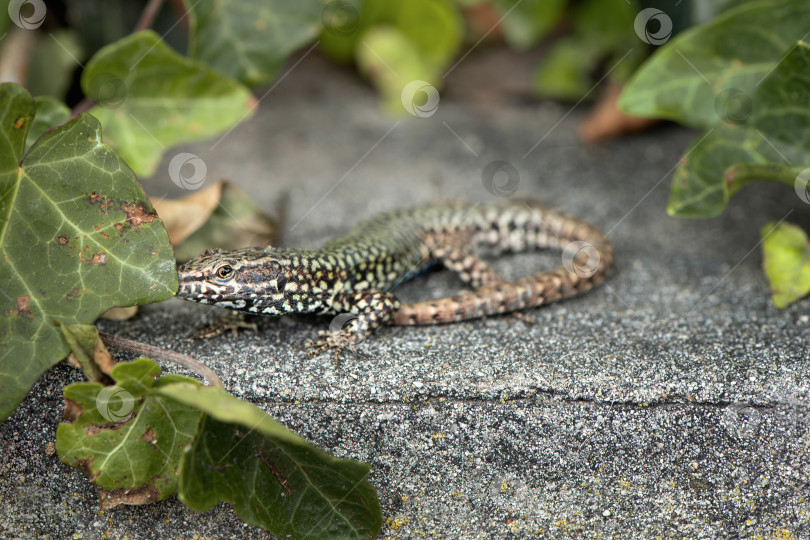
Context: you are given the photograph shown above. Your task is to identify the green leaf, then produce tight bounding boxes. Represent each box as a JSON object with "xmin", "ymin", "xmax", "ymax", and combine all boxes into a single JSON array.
[
  {"xmin": 27, "ymin": 29, "xmax": 84, "ymax": 100},
  {"xmin": 692, "ymin": 0, "xmax": 761, "ymax": 22},
  {"xmin": 492, "ymin": 0, "xmax": 566, "ymax": 51},
  {"xmin": 618, "ymin": 0, "xmax": 810, "ymax": 129},
  {"xmin": 161, "ymin": 383, "xmax": 382, "ymax": 539},
  {"xmin": 356, "ymin": 27, "xmax": 438, "ymax": 116},
  {"xmin": 319, "ymin": 0, "xmax": 365, "ymax": 63},
  {"xmin": 321, "ymin": 0, "xmax": 462, "ymax": 114},
  {"xmin": 0, "ymin": 1, "xmax": 10, "ymax": 35},
  {"xmin": 761, "ymin": 222, "xmax": 810, "ymax": 308},
  {"xmin": 667, "ymin": 131, "xmax": 805, "ymax": 217},
  {"xmin": 667, "ymin": 41, "xmax": 810, "ymax": 217},
  {"xmin": 532, "ymin": 0, "xmax": 643, "ymax": 99},
  {"xmin": 56, "ymin": 359, "xmax": 202, "ymax": 505},
  {"xmin": 0, "ymin": 82, "xmax": 177, "ymax": 420},
  {"xmin": 83, "ymin": 30, "xmax": 255, "ymax": 177},
  {"xmin": 57, "ymin": 322, "xmax": 107, "ymax": 383},
  {"xmin": 361, "ymin": 0, "xmax": 462, "ymax": 69},
  {"xmin": 568, "ymin": 0, "xmax": 643, "ymax": 83},
  {"xmin": 25, "ymin": 96, "xmax": 71, "ymax": 152},
  {"xmin": 533, "ymin": 37, "xmax": 602, "ymax": 101},
  {"xmin": 748, "ymin": 43, "xmax": 810, "ymax": 146},
  {"xmin": 186, "ymin": 0, "xmax": 324, "ymax": 87}
]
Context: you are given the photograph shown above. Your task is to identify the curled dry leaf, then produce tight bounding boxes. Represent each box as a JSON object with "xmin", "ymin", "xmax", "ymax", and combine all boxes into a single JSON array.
[
  {"xmin": 152, "ymin": 181, "xmax": 224, "ymax": 246},
  {"xmin": 462, "ymin": 3, "xmax": 504, "ymax": 43},
  {"xmin": 101, "ymin": 306, "xmax": 139, "ymax": 321},
  {"xmin": 59, "ymin": 323, "xmax": 116, "ymax": 383},
  {"xmin": 99, "ymin": 484, "xmax": 162, "ymax": 509},
  {"xmin": 152, "ymin": 180, "xmax": 280, "ymax": 263},
  {"xmin": 579, "ymin": 82, "xmax": 659, "ymax": 142}
]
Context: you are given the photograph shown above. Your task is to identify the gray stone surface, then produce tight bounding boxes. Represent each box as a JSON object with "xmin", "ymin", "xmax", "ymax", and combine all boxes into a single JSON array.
[{"xmin": 2, "ymin": 52, "xmax": 809, "ymax": 539}]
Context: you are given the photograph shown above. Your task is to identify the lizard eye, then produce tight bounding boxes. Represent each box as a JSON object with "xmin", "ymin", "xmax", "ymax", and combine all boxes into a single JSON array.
[{"xmin": 215, "ymin": 264, "xmax": 233, "ymax": 280}]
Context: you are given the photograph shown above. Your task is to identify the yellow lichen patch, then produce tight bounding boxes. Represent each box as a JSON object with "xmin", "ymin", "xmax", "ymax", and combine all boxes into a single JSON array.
[
  {"xmin": 385, "ymin": 515, "xmax": 410, "ymax": 531},
  {"xmin": 753, "ymin": 530, "xmax": 795, "ymax": 540}
]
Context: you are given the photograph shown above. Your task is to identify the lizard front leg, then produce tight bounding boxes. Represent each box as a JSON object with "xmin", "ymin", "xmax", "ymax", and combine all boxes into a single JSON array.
[
  {"xmin": 306, "ymin": 291, "xmax": 401, "ymax": 360},
  {"xmin": 192, "ymin": 310, "xmax": 259, "ymax": 339}
]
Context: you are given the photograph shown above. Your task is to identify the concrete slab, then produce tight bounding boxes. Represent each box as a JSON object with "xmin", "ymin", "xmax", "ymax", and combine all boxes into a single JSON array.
[{"xmin": 2, "ymin": 52, "xmax": 809, "ymax": 539}]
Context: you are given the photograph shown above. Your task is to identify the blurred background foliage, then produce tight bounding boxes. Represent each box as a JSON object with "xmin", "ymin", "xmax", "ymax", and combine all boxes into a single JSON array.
[
  {"xmin": 0, "ymin": 0, "xmax": 771, "ymax": 113},
  {"xmin": 2, "ymin": 0, "xmax": 698, "ymax": 176}
]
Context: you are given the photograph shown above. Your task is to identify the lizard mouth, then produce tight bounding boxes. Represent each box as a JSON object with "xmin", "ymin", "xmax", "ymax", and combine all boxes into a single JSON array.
[
  {"xmin": 176, "ymin": 270, "xmax": 219, "ymax": 301},
  {"xmin": 176, "ymin": 271, "xmax": 251, "ymax": 309}
]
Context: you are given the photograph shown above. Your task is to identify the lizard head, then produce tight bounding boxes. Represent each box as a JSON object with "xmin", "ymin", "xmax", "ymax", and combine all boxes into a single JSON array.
[{"xmin": 176, "ymin": 248, "xmax": 295, "ymax": 315}]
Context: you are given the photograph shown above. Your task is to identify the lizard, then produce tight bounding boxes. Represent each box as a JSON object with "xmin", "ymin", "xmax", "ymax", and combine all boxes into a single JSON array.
[{"xmin": 176, "ymin": 200, "xmax": 613, "ymax": 356}]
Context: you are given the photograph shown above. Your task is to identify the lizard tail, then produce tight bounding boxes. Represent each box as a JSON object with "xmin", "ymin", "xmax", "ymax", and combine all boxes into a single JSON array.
[{"xmin": 391, "ymin": 208, "xmax": 613, "ymax": 325}]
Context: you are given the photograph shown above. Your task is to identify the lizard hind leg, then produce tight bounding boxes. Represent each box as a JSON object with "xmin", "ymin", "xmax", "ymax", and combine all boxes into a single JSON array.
[
  {"xmin": 306, "ymin": 291, "xmax": 401, "ymax": 362},
  {"xmin": 424, "ymin": 231, "xmax": 506, "ymax": 289}
]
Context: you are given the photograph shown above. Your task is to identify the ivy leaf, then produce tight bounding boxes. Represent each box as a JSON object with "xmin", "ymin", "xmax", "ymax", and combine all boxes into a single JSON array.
[
  {"xmin": 25, "ymin": 96, "xmax": 71, "ymax": 152},
  {"xmin": 667, "ymin": 41, "xmax": 810, "ymax": 217},
  {"xmin": 185, "ymin": 0, "xmax": 324, "ymax": 88},
  {"xmin": 492, "ymin": 0, "xmax": 566, "ymax": 52},
  {"xmin": 761, "ymin": 222, "xmax": 810, "ymax": 308},
  {"xmin": 319, "ymin": 0, "xmax": 365, "ymax": 63},
  {"xmin": 321, "ymin": 0, "xmax": 462, "ymax": 114},
  {"xmin": 28, "ymin": 29, "xmax": 84, "ymax": 100},
  {"xmin": 161, "ymin": 383, "xmax": 382, "ymax": 539},
  {"xmin": 533, "ymin": 0, "xmax": 643, "ymax": 100},
  {"xmin": 618, "ymin": 0, "xmax": 810, "ymax": 129},
  {"xmin": 0, "ymin": 82, "xmax": 177, "ymax": 420},
  {"xmin": 83, "ymin": 30, "xmax": 255, "ymax": 177},
  {"xmin": 356, "ymin": 0, "xmax": 462, "ymax": 70},
  {"xmin": 56, "ymin": 358, "xmax": 202, "ymax": 508},
  {"xmin": 356, "ymin": 27, "xmax": 437, "ymax": 116},
  {"xmin": 57, "ymin": 322, "xmax": 113, "ymax": 383},
  {"xmin": 533, "ymin": 37, "xmax": 602, "ymax": 100},
  {"xmin": 668, "ymin": 136, "xmax": 803, "ymax": 217}
]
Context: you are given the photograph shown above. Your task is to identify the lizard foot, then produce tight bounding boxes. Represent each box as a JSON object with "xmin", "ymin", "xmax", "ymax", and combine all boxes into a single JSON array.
[
  {"xmin": 305, "ymin": 329, "xmax": 358, "ymax": 365},
  {"xmin": 193, "ymin": 311, "xmax": 258, "ymax": 339},
  {"xmin": 513, "ymin": 311, "xmax": 537, "ymax": 326}
]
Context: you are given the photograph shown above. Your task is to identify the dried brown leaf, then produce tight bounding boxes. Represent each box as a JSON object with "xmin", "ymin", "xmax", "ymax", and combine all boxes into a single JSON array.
[
  {"xmin": 579, "ymin": 82, "xmax": 659, "ymax": 142},
  {"xmin": 151, "ymin": 181, "xmax": 224, "ymax": 246}
]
